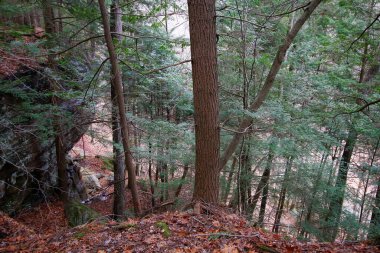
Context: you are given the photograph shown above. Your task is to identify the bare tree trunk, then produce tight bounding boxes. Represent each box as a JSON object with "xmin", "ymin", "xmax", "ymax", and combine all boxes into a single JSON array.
[
  {"xmin": 188, "ymin": 0, "xmax": 220, "ymax": 203},
  {"xmin": 273, "ymin": 157, "xmax": 293, "ymax": 233},
  {"xmin": 369, "ymin": 173, "xmax": 380, "ymax": 242},
  {"xmin": 219, "ymin": 0, "xmax": 323, "ymax": 171},
  {"xmin": 110, "ymin": 0, "xmax": 126, "ymax": 219},
  {"xmin": 249, "ymin": 144, "xmax": 274, "ymax": 220},
  {"xmin": 325, "ymin": 129, "xmax": 357, "ymax": 241},
  {"xmin": 175, "ymin": 164, "xmax": 189, "ymax": 198},
  {"xmin": 222, "ymin": 156, "xmax": 237, "ymax": 204},
  {"xmin": 148, "ymin": 141, "xmax": 155, "ymax": 207},
  {"xmin": 256, "ymin": 146, "xmax": 275, "ymax": 227},
  {"xmin": 42, "ymin": 0, "xmax": 68, "ymax": 204},
  {"xmin": 98, "ymin": 0, "xmax": 141, "ymax": 216},
  {"xmin": 359, "ymin": 138, "xmax": 379, "ymax": 224}
]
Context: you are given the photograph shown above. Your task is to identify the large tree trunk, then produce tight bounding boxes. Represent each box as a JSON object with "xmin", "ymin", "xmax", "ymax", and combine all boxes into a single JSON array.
[
  {"xmin": 98, "ymin": 0, "xmax": 142, "ymax": 215},
  {"xmin": 110, "ymin": 0, "xmax": 126, "ymax": 219},
  {"xmin": 219, "ymin": 0, "xmax": 323, "ymax": 171},
  {"xmin": 188, "ymin": 0, "xmax": 220, "ymax": 203}
]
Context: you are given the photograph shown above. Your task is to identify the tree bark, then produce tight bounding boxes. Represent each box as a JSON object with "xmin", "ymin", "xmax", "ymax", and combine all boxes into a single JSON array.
[
  {"xmin": 188, "ymin": 0, "xmax": 220, "ymax": 203},
  {"xmin": 98, "ymin": 0, "xmax": 141, "ymax": 215},
  {"xmin": 219, "ymin": 0, "xmax": 323, "ymax": 171},
  {"xmin": 110, "ymin": 0, "xmax": 126, "ymax": 219}
]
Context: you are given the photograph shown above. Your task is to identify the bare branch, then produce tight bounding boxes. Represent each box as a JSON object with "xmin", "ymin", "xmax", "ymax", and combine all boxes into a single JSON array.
[{"xmin": 348, "ymin": 13, "xmax": 380, "ymax": 51}]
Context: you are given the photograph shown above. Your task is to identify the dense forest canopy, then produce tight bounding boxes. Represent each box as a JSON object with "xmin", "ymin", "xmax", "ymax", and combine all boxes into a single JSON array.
[{"xmin": 0, "ymin": 0, "xmax": 379, "ymax": 246}]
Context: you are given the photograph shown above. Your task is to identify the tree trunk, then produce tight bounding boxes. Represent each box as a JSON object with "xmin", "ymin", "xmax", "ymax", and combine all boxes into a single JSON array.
[
  {"xmin": 98, "ymin": 0, "xmax": 141, "ymax": 216},
  {"xmin": 219, "ymin": 0, "xmax": 323, "ymax": 171},
  {"xmin": 369, "ymin": 174, "xmax": 380, "ymax": 242},
  {"xmin": 325, "ymin": 129, "xmax": 357, "ymax": 241},
  {"xmin": 188, "ymin": 0, "xmax": 220, "ymax": 203},
  {"xmin": 249, "ymin": 144, "xmax": 274, "ymax": 220},
  {"xmin": 222, "ymin": 156, "xmax": 237, "ymax": 204},
  {"xmin": 359, "ymin": 138, "xmax": 379, "ymax": 224},
  {"xmin": 42, "ymin": 0, "xmax": 68, "ymax": 203},
  {"xmin": 256, "ymin": 147, "xmax": 274, "ymax": 227},
  {"xmin": 110, "ymin": 0, "xmax": 126, "ymax": 219},
  {"xmin": 175, "ymin": 164, "xmax": 189, "ymax": 198},
  {"xmin": 238, "ymin": 140, "xmax": 251, "ymax": 213},
  {"xmin": 273, "ymin": 157, "xmax": 293, "ymax": 233}
]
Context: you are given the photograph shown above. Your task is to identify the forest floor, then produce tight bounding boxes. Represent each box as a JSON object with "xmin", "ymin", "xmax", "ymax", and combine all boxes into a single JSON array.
[
  {"xmin": 0, "ymin": 156, "xmax": 379, "ymax": 252},
  {"xmin": 0, "ymin": 138, "xmax": 379, "ymax": 252}
]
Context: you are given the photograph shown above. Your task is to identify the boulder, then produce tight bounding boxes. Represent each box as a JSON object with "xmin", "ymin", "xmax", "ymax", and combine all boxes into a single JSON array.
[
  {"xmin": 0, "ymin": 63, "xmax": 92, "ymax": 214},
  {"xmin": 81, "ymin": 167, "xmax": 102, "ymax": 190}
]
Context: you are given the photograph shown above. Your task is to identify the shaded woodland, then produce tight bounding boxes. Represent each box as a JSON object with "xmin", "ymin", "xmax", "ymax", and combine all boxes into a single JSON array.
[{"xmin": 0, "ymin": 0, "xmax": 380, "ymax": 251}]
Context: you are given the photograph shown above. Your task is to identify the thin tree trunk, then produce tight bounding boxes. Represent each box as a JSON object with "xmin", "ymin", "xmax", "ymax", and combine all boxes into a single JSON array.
[
  {"xmin": 369, "ymin": 172, "xmax": 380, "ymax": 241},
  {"xmin": 256, "ymin": 147, "xmax": 275, "ymax": 227},
  {"xmin": 148, "ymin": 141, "xmax": 155, "ymax": 207},
  {"xmin": 239, "ymin": 141, "xmax": 251, "ymax": 213},
  {"xmin": 249, "ymin": 144, "xmax": 274, "ymax": 220},
  {"xmin": 98, "ymin": 0, "xmax": 141, "ymax": 215},
  {"xmin": 110, "ymin": 0, "xmax": 126, "ymax": 219},
  {"xmin": 222, "ymin": 156, "xmax": 237, "ymax": 204},
  {"xmin": 42, "ymin": 0, "xmax": 68, "ymax": 204},
  {"xmin": 175, "ymin": 164, "xmax": 189, "ymax": 198},
  {"xmin": 219, "ymin": 0, "xmax": 323, "ymax": 171},
  {"xmin": 325, "ymin": 129, "xmax": 357, "ymax": 241},
  {"xmin": 188, "ymin": 0, "xmax": 220, "ymax": 203},
  {"xmin": 273, "ymin": 157, "xmax": 293, "ymax": 233},
  {"xmin": 359, "ymin": 138, "xmax": 379, "ymax": 224}
]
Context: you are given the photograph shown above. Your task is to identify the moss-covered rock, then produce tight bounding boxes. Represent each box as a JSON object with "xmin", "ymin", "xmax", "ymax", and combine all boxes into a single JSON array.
[{"xmin": 64, "ymin": 200, "xmax": 101, "ymax": 227}]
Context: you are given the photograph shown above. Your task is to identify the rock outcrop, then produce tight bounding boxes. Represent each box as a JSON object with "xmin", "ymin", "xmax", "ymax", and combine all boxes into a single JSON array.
[{"xmin": 0, "ymin": 61, "xmax": 91, "ymax": 214}]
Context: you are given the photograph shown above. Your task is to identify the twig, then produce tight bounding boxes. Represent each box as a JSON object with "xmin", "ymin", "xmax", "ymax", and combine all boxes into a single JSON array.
[
  {"xmin": 192, "ymin": 232, "xmax": 260, "ymax": 238},
  {"xmin": 348, "ymin": 13, "xmax": 380, "ymax": 51},
  {"xmin": 216, "ymin": 15, "xmax": 267, "ymax": 29}
]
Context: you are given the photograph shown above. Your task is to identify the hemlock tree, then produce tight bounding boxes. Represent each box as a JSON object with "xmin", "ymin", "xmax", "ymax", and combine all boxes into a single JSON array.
[
  {"xmin": 188, "ymin": 0, "xmax": 220, "ymax": 203},
  {"xmin": 98, "ymin": 0, "xmax": 142, "ymax": 216}
]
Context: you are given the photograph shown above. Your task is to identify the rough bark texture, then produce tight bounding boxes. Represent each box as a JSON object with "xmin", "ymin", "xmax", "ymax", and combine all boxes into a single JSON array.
[
  {"xmin": 188, "ymin": 0, "xmax": 220, "ymax": 203},
  {"xmin": 98, "ymin": 0, "xmax": 141, "ymax": 215},
  {"xmin": 219, "ymin": 0, "xmax": 323, "ymax": 171}
]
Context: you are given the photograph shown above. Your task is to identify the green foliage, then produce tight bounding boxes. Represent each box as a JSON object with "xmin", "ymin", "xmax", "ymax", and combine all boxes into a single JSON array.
[{"xmin": 155, "ymin": 221, "xmax": 171, "ymax": 237}]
